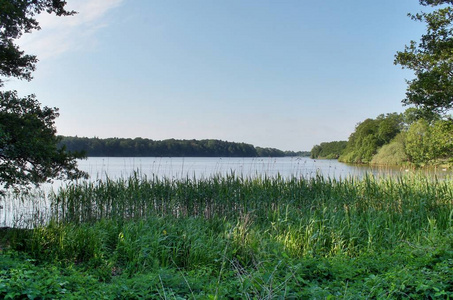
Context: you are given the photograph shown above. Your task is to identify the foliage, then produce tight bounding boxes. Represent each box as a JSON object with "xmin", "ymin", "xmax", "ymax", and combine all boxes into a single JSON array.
[
  {"xmin": 370, "ymin": 133, "xmax": 409, "ymax": 165},
  {"xmin": 0, "ymin": 0, "xmax": 75, "ymax": 86},
  {"xmin": 405, "ymin": 119, "xmax": 434, "ymax": 164},
  {"xmin": 339, "ymin": 113, "xmax": 404, "ymax": 164},
  {"xmin": 1, "ymin": 245, "xmax": 452, "ymax": 299},
  {"xmin": 430, "ymin": 118, "xmax": 453, "ymax": 160},
  {"xmin": 335, "ymin": 110, "xmax": 451, "ymax": 166},
  {"xmin": 60, "ymin": 136, "xmax": 307, "ymax": 157},
  {"xmin": 395, "ymin": 0, "xmax": 453, "ymax": 114},
  {"xmin": 405, "ymin": 118, "xmax": 453, "ymax": 165},
  {"xmin": 255, "ymin": 146, "xmax": 307, "ymax": 157},
  {"xmin": 310, "ymin": 141, "xmax": 347, "ymax": 159},
  {"xmin": 0, "ymin": 1, "xmax": 87, "ymax": 194},
  {"xmin": 0, "ymin": 91, "xmax": 86, "ymax": 194},
  {"xmin": 1, "ymin": 173, "xmax": 452, "ymax": 298},
  {"xmin": 403, "ymin": 107, "xmax": 442, "ymax": 125}
]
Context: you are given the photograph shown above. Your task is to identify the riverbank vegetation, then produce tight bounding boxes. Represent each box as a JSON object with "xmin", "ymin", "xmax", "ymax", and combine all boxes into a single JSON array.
[
  {"xmin": 340, "ymin": 111, "xmax": 452, "ymax": 166},
  {"xmin": 310, "ymin": 141, "xmax": 347, "ymax": 159},
  {"xmin": 311, "ymin": 109, "xmax": 452, "ymax": 167},
  {"xmin": 1, "ymin": 173, "xmax": 452, "ymax": 298},
  {"xmin": 60, "ymin": 136, "xmax": 309, "ymax": 158}
]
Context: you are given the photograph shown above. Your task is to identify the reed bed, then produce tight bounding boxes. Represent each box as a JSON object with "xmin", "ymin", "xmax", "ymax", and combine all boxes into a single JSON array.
[
  {"xmin": 2, "ymin": 173, "xmax": 452, "ymax": 298},
  {"xmin": 46, "ymin": 172, "xmax": 452, "ymax": 256}
]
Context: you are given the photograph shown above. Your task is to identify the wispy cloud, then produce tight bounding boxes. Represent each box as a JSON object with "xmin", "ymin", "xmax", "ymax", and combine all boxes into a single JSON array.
[{"xmin": 17, "ymin": 0, "xmax": 124, "ymax": 59}]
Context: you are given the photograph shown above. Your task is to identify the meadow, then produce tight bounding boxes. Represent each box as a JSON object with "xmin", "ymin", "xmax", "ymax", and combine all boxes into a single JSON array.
[{"xmin": 0, "ymin": 172, "xmax": 452, "ymax": 299}]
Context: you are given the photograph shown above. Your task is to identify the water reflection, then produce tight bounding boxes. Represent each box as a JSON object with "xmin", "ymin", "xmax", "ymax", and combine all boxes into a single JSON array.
[{"xmin": 75, "ymin": 157, "xmax": 451, "ymax": 181}]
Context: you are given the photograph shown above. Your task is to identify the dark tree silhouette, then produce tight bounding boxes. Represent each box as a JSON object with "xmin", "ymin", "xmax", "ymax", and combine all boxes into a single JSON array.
[{"xmin": 0, "ymin": 1, "xmax": 85, "ymax": 194}]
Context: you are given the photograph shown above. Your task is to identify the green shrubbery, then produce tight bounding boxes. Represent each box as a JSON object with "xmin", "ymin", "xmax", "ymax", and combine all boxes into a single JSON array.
[{"xmin": 370, "ymin": 133, "xmax": 408, "ymax": 166}]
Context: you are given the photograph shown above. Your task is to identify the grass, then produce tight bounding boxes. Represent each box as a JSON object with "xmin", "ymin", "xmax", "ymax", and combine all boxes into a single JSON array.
[{"xmin": 0, "ymin": 172, "xmax": 452, "ymax": 299}]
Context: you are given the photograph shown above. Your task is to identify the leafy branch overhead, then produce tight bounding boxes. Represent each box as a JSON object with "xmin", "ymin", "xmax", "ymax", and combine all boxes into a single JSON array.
[
  {"xmin": 0, "ymin": 0, "xmax": 85, "ymax": 194},
  {"xmin": 0, "ymin": 91, "xmax": 87, "ymax": 192},
  {"xmin": 0, "ymin": 0, "xmax": 75, "ymax": 87},
  {"xmin": 395, "ymin": 0, "xmax": 453, "ymax": 113}
]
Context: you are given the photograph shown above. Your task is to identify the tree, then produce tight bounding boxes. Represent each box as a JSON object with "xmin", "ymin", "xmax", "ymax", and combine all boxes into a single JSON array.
[
  {"xmin": 339, "ymin": 114, "xmax": 405, "ymax": 164},
  {"xmin": 376, "ymin": 113, "xmax": 404, "ymax": 144},
  {"xmin": 310, "ymin": 141, "xmax": 347, "ymax": 159},
  {"xmin": 430, "ymin": 118, "xmax": 453, "ymax": 160},
  {"xmin": 0, "ymin": 91, "xmax": 86, "ymax": 193},
  {"xmin": 404, "ymin": 117, "xmax": 452, "ymax": 165},
  {"xmin": 405, "ymin": 119, "xmax": 433, "ymax": 164},
  {"xmin": 402, "ymin": 107, "xmax": 441, "ymax": 126},
  {"xmin": 1, "ymin": 1, "xmax": 85, "ymax": 194},
  {"xmin": 0, "ymin": 0, "xmax": 75, "ymax": 86},
  {"xmin": 395, "ymin": 0, "xmax": 453, "ymax": 114}
]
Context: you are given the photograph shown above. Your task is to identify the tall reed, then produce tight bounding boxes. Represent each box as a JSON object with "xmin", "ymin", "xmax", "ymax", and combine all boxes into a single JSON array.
[
  {"xmin": 46, "ymin": 172, "xmax": 452, "ymax": 258},
  {"xmin": 2, "ymin": 172, "xmax": 451, "ymax": 298}
]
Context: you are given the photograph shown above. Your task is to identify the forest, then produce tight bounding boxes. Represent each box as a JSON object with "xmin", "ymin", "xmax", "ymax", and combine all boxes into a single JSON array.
[
  {"xmin": 60, "ymin": 136, "xmax": 309, "ymax": 158},
  {"xmin": 311, "ymin": 109, "xmax": 452, "ymax": 166},
  {"xmin": 310, "ymin": 141, "xmax": 347, "ymax": 159}
]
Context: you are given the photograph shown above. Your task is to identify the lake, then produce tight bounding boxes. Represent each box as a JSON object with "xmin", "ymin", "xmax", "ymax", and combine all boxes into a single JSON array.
[
  {"xmin": 1, "ymin": 157, "xmax": 451, "ymax": 227},
  {"xmin": 76, "ymin": 156, "xmax": 413, "ymax": 180}
]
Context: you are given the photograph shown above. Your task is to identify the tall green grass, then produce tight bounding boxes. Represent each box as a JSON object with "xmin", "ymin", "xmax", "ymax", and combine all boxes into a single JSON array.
[
  {"xmin": 2, "ymin": 172, "xmax": 452, "ymax": 298},
  {"xmin": 43, "ymin": 173, "xmax": 453, "ymax": 258}
]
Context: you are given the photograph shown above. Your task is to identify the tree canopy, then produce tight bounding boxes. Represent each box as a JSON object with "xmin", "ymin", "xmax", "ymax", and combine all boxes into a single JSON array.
[
  {"xmin": 0, "ymin": 0, "xmax": 85, "ymax": 194},
  {"xmin": 0, "ymin": 0, "xmax": 75, "ymax": 86},
  {"xmin": 0, "ymin": 91, "xmax": 86, "ymax": 193},
  {"xmin": 339, "ymin": 113, "xmax": 405, "ymax": 164},
  {"xmin": 395, "ymin": 0, "xmax": 453, "ymax": 114}
]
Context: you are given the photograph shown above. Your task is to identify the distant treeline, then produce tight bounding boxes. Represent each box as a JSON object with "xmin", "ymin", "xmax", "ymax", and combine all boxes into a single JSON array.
[
  {"xmin": 310, "ymin": 141, "xmax": 347, "ymax": 159},
  {"xmin": 60, "ymin": 136, "xmax": 309, "ymax": 157}
]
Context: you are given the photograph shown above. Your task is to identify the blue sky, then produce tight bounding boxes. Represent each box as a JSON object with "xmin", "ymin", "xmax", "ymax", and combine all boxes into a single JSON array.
[{"xmin": 5, "ymin": 0, "xmax": 427, "ymax": 151}]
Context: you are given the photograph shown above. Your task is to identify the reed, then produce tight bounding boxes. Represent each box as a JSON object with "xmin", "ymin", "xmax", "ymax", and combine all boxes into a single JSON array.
[
  {"xmin": 41, "ymin": 172, "xmax": 453, "ymax": 258},
  {"xmin": 2, "ymin": 172, "xmax": 452, "ymax": 298}
]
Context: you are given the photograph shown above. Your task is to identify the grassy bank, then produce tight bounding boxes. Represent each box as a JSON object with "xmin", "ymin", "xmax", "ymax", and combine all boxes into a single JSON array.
[{"xmin": 1, "ymin": 173, "xmax": 452, "ymax": 298}]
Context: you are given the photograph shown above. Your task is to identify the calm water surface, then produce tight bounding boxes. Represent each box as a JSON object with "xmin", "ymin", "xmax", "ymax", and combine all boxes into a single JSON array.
[{"xmin": 76, "ymin": 157, "xmax": 411, "ymax": 180}]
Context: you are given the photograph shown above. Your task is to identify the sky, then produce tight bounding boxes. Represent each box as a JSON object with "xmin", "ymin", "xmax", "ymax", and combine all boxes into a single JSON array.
[{"xmin": 4, "ymin": 0, "xmax": 429, "ymax": 151}]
